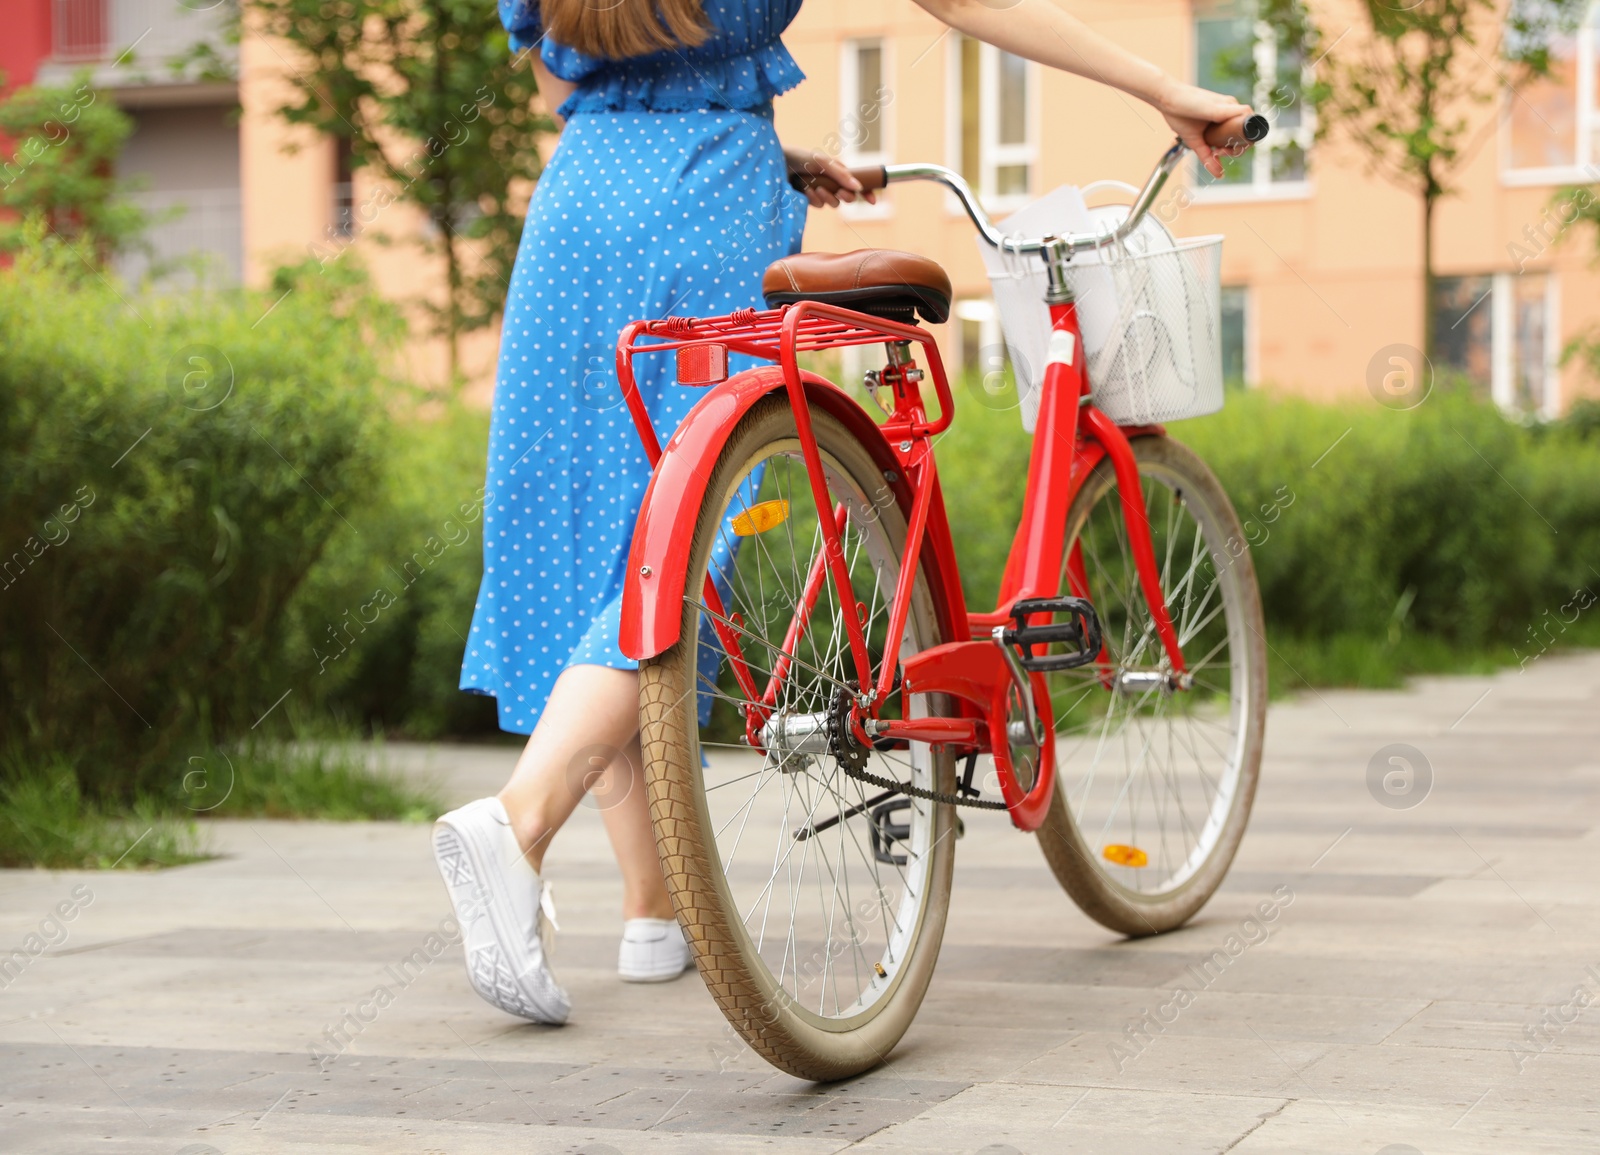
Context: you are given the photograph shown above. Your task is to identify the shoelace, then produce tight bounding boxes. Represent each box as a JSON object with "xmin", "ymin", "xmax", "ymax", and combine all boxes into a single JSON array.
[{"xmin": 538, "ymin": 879, "xmax": 560, "ymax": 933}]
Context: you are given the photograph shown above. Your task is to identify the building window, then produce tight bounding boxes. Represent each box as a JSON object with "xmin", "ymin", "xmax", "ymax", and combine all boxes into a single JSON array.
[
  {"xmin": 333, "ymin": 135, "xmax": 356, "ymax": 238},
  {"xmin": 1433, "ymin": 274, "xmax": 1561, "ymax": 418},
  {"xmin": 839, "ymin": 38, "xmax": 892, "ymax": 218},
  {"xmin": 950, "ymin": 36, "xmax": 1036, "ymax": 209},
  {"xmin": 1219, "ymin": 285, "xmax": 1251, "ymax": 386},
  {"xmin": 1193, "ymin": 0, "xmax": 1313, "ymax": 196},
  {"xmin": 114, "ymin": 103, "xmax": 242, "ymax": 288},
  {"xmin": 1434, "ymin": 275, "xmax": 1497, "ymax": 386},
  {"xmin": 1503, "ymin": 4, "xmax": 1599, "ymax": 182},
  {"xmin": 841, "ymin": 39, "xmax": 890, "ymax": 163}
]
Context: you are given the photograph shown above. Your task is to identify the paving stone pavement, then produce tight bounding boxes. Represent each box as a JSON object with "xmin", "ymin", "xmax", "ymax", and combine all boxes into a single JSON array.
[{"xmin": 3, "ymin": 652, "xmax": 1599, "ymax": 1153}]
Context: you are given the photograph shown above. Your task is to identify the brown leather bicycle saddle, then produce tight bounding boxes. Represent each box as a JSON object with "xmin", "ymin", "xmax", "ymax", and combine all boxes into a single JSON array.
[{"xmin": 761, "ymin": 249, "xmax": 952, "ymax": 325}]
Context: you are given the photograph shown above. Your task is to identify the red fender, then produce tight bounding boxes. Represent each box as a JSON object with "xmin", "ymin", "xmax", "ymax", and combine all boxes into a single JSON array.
[{"xmin": 620, "ymin": 365, "xmax": 969, "ymax": 660}]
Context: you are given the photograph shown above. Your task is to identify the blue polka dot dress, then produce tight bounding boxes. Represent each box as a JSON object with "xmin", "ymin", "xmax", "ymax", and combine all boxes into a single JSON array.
[{"xmin": 460, "ymin": 0, "xmax": 810, "ymax": 733}]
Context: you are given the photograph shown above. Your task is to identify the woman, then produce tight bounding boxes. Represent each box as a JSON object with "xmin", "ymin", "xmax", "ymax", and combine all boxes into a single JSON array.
[{"xmin": 435, "ymin": 0, "xmax": 1251, "ymax": 1024}]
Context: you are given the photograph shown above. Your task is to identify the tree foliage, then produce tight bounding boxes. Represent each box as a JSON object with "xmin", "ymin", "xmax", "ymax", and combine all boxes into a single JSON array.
[
  {"xmin": 1308, "ymin": 0, "xmax": 1590, "ymax": 356},
  {"xmin": 0, "ymin": 71, "xmax": 149, "ymax": 262},
  {"xmin": 248, "ymin": 0, "xmax": 553, "ymax": 383}
]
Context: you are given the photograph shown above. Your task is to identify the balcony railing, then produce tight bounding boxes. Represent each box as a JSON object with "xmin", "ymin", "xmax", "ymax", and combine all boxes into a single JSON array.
[
  {"xmin": 118, "ymin": 186, "xmax": 244, "ymax": 287},
  {"xmin": 52, "ymin": 0, "xmax": 236, "ymax": 68}
]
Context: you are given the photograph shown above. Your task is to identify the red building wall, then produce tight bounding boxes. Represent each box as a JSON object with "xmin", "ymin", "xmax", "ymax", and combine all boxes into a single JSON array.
[{"xmin": 1, "ymin": 0, "xmax": 53, "ymax": 96}]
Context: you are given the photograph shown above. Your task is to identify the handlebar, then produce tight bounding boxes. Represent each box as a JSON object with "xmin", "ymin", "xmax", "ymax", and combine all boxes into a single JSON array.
[{"xmin": 789, "ymin": 112, "xmax": 1269, "ymax": 259}]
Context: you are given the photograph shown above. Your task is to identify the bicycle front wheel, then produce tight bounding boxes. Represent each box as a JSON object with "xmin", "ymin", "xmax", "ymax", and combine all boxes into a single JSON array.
[
  {"xmin": 639, "ymin": 395, "xmax": 958, "ymax": 1081},
  {"xmin": 1037, "ymin": 434, "xmax": 1267, "ymax": 936}
]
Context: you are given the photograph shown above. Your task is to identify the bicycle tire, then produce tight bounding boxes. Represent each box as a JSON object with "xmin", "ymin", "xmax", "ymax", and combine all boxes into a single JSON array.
[
  {"xmin": 639, "ymin": 395, "xmax": 958, "ymax": 1081},
  {"xmin": 1036, "ymin": 435, "xmax": 1267, "ymax": 936}
]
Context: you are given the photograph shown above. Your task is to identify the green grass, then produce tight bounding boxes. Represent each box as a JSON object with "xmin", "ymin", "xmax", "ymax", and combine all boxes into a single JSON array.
[
  {"xmin": 184, "ymin": 736, "xmax": 441, "ymax": 822},
  {"xmin": 0, "ymin": 770, "xmax": 206, "ymax": 869},
  {"xmin": 1267, "ymin": 633, "xmax": 1513, "ymax": 694},
  {"xmin": 0, "ymin": 734, "xmax": 442, "ymax": 870}
]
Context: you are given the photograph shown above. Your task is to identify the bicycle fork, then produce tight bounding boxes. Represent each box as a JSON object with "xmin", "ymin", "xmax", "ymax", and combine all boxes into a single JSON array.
[
  {"xmin": 1008, "ymin": 296, "xmax": 1188, "ymax": 681},
  {"xmin": 895, "ymin": 298, "xmax": 1191, "ymax": 830}
]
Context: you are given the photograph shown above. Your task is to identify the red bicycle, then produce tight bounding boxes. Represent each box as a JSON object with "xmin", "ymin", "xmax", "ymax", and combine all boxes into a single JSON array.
[{"xmin": 616, "ymin": 116, "xmax": 1270, "ymax": 1080}]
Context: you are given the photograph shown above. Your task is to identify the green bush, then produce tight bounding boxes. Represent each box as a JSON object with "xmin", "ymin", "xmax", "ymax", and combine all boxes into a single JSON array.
[
  {"xmin": 1185, "ymin": 386, "xmax": 1600, "ymax": 652},
  {"xmin": 933, "ymin": 376, "xmax": 1600, "ymax": 687},
  {"xmin": 0, "ymin": 238, "xmax": 398, "ymax": 799},
  {"xmin": 285, "ymin": 403, "xmax": 498, "ymax": 738},
  {"xmin": 8, "ymin": 219, "xmax": 1598, "ymax": 825}
]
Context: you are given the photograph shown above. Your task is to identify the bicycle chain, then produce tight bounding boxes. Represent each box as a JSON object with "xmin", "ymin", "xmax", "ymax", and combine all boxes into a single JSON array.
[
  {"xmin": 828, "ymin": 686, "xmax": 1010, "ymax": 809},
  {"xmin": 838, "ymin": 756, "xmax": 1009, "ymax": 810}
]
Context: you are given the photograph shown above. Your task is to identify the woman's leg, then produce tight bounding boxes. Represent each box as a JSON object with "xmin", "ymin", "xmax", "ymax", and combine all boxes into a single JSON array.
[
  {"xmin": 592, "ymin": 737, "xmax": 674, "ymax": 919},
  {"xmin": 496, "ymin": 665, "xmax": 670, "ymax": 919}
]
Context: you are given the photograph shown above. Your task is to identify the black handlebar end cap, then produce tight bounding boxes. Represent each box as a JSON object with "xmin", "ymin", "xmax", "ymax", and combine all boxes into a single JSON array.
[{"xmin": 1243, "ymin": 114, "xmax": 1270, "ymax": 143}]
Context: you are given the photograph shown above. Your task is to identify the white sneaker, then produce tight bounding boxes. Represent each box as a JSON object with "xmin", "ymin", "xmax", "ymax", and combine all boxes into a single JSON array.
[
  {"xmin": 618, "ymin": 917, "xmax": 692, "ymax": 983},
  {"xmin": 433, "ymin": 797, "xmax": 570, "ymax": 1024}
]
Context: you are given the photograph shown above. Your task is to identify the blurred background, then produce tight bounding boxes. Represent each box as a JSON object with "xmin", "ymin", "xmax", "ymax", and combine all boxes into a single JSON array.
[{"xmin": 3, "ymin": 0, "xmax": 1600, "ymax": 868}]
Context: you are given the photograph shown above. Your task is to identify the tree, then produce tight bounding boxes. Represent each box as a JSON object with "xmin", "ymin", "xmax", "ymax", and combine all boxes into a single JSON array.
[
  {"xmin": 0, "ymin": 71, "xmax": 150, "ymax": 263},
  {"xmin": 249, "ymin": 0, "xmax": 552, "ymax": 384},
  {"xmin": 1554, "ymin": 181, "xmax": 1600, "ymax": 380},
  {"xmin": 1311, "ymin": 0, "xmax": 1589, "ymax": 359}
]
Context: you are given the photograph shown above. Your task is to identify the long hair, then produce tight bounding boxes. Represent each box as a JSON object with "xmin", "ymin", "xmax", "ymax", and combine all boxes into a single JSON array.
[{"xmin": 540, "ymin": 0, "xmax": 709, "ymax": 59}]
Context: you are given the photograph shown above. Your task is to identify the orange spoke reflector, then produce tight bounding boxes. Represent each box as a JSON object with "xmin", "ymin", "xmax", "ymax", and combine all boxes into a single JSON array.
[
  {"xmin": 732, "ymin": 499, "xmax": 789, "ymax": 537},
  {"xmin": 1102, "ymin": 843, "xmax": 1149, "ymax": 868}
]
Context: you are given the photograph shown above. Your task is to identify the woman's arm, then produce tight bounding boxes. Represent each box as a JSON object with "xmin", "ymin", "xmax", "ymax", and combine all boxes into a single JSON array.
[
  {"xmin": 909, "ymin": 0, "xmax": 1250, "ymax": 177},
  {"xmin": 532, "ymin": 56, "xmax": 578, "ymax": 130}
]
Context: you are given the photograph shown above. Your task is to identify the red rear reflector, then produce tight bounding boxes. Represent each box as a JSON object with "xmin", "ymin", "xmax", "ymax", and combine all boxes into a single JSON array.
[{"xmin": 676, "ymin": 343, "xmax": 728, "ymax": 386}]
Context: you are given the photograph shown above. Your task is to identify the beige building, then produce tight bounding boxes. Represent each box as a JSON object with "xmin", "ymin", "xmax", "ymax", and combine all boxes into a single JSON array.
[
  {"xmin": 22, "ymin": 0, "xmax": 1600, "ymax": 411},
  {"xmin": 21, "ymin": 0, "xmax": 497, "ymax": 390},
  {"xmin": 780, "ymin": 0, "xmax": 1600, "ymax": 416}
]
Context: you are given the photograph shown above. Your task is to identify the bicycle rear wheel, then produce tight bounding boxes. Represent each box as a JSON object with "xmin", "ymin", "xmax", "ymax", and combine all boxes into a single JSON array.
[
  {"xmin": 639, "ymin": 395, "xmax": 957, "ymax": 1081},
  {"xmin": 1037, "ymin": 435, "xmax": 1266, "ymax": 936}
]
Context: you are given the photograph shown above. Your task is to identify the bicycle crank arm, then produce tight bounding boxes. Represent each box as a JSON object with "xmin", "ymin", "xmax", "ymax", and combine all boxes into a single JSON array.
[
  {"xmin": 864, "ymin": 716, "xmax": 984, "ymax": 746},
  {"xmin": 898, "ymin": 641, "xmax": 1057, "ymax": 831},
  {"xmin": 793, "ymin": 785, "xmax": 902, "ymax": 842}
]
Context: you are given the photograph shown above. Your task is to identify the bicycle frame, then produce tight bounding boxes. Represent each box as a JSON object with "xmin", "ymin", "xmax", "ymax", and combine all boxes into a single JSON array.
[
  {"xmin": 617, "ymin": 143, "xmax": 1219, "ymax": 833},
  {"xmin": 616, "ymin": 291, "xmax": 1189, "ymax": 832}
]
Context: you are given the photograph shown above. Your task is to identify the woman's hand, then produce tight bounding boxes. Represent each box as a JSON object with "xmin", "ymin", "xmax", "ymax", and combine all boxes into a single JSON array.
[
  {"xmin": 784, "ymin": 148, "xmax": 878, "ymax": 209},
  {"xmin": 1154, "ymin": 79, "xmax": 1254, "ymax": 179}
]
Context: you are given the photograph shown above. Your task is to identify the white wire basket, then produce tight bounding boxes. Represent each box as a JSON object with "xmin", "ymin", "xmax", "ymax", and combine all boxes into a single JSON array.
[{"xmin": 980, "ymin": 183, "xmax": 1226, "ymax": 430}]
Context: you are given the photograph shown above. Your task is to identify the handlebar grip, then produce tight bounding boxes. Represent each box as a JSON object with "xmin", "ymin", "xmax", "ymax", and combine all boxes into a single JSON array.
[
  {"xmin": 1202, "ymin": 113, "xmax": 1270, "ymax": 151},
  {"xmin": 1203, "ymin": 112, "xmax": 1273, "ymax": 150},
  {"xmin": 788, "ymin": 164, "xmax": 889, "ymax": 196}
]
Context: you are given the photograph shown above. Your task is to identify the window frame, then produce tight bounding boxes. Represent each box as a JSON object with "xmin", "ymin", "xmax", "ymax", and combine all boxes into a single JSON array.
[
  {"xmin": 1219, "ymin": 284, "xmax": 1257, "ymax": 387},
  {"xmin": 1500, "ymin": 5, "xmax": 1600, "ymax": 186},
  {"xmin": 1489, "ymin": 271, "xmax": 1563, "ymax": 419},
  {"xmin": 1435, "ymin": 272, "xmax": 1563, "ymax": 418},
  {"xmin": 1190, "ymin": 10, "xmax": 1315, "ymax": 202},
  {"xmin": 839, "ymin": 35, "xmax": 894, "ymax": 220},
  {"xmin": 946, "ymin": 35, "xmax": 1039, "ymax": 214}
]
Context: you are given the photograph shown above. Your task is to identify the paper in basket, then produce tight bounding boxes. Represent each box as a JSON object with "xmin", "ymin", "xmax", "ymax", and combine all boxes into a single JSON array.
[{"xmin": 977, "ymin": 185, "xmax": 1226, "ymax": 431}]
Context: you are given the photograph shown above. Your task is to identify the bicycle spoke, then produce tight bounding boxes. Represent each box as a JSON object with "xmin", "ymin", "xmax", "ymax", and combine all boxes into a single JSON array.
[
  {"xmin": 1050, "ymin": 450, "xmax": 1255, "ymax": 900},
  {"xmin": 675, "ymin": 437, "xmax": 947, "ymax": 1023}
]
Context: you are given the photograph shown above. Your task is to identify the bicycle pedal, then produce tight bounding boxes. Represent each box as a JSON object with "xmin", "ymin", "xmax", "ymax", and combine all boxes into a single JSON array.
[
  {"xmin": 1001, "ymin": 596, "xmax": 1104, "ymax": 672},
  {"xmin": 869, "ymin": 799, "xmax": 911, "ymax": 865}
]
